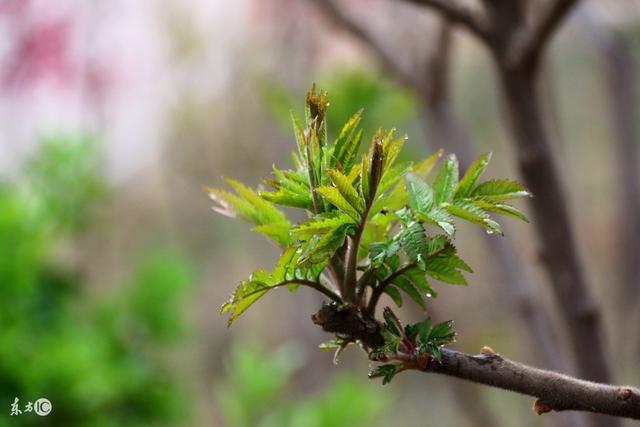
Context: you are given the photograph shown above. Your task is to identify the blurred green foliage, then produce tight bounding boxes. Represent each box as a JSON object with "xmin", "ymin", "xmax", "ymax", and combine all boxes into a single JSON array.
[
  {"xmin": 216, "ymin": 342, "xmax": 388, "ymax": 427},
  {"xmin": 262, "ymin": 69, "xmax": 418, "ymax": 141},
  {"xmin": 0, "ymin": 137, "xmax": 195, "ymax": 426}
]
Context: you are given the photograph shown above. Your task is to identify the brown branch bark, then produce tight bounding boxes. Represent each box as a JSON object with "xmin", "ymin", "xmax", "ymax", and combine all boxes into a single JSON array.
[
  {"xmin": 397, "ymin": 0, "xmax": 490, "ymax": 42},
  {"xmin": 314, "ymin": 0, "xmax": 421, "ymax": 89},
  {"xmin": 509, "ymin": 0, "xmax": 579, "ymax": 71},
  {"xmin": 312, "ymin": 305, "xmax": 640, "ymax": 421},
  {"xmin": 425, "ymin": 348, "xmax": 640, "ymax": 420}
]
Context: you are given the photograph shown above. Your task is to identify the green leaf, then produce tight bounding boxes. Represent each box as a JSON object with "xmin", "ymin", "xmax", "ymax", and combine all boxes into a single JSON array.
[
  {"xmin": 383, "ymin": 286, "xmax": 403, "ymax": 307},
  {"xmin": 432, "ymin": 154, "xmax": 459, "ymax": 204},
  {"xmin": 260, "ymin": 168, "xmax": 314, "ymax": 210},
  {"xmin": 473, "ymin": 200, "xmax": 529, "ymax": 222},
  {"xmin": 208, "ymin": 187, "xmax": 255, "ymax": 220},
  {"xmin": 455, "ymin": 152, "xmax": 492, "ymax": 198},
  {"xmin": 316, "ymin": 186, "xmax": 361, "ymax": 221},
  {"xmin": 429, "ymin": 320, "xmax": 456, "ymax": 346},
  {"xmin": 298, "ymin": 223, "xmax": 351, "ymax": 266},
  {"xmin": 226, "ymin": 178, "xmax": 288, "ymax": 224},
  {"xmin": 426, "ymin": 257, "xmax": 467, "ymax": 285},
  {"xmin": 332, "ymin": 110, "xmax": 363, "ymax": 173},
  {"xmin": 369, "ymin": 239, "xmax": 400, "ymax": 269},
  {"xmin": 208, "ymin": 180, "xmax": 292, "ymax": 245},
  {"xmin": 391, "ymin": 276, "xmax": 425, "ymax": 309},
  {"xmin": 416, "ymin": 317, "xmax": 432, "ymax": 343},
  {"xmin": 293, "ymin": 212, "xmax": 355, "ymax": 239},
  {"xmin": 368, "ymin": 364, "xmax": 398, "ymax": 385},
  {"xmin": 382, "ymin": 307, "xmax": 403, "ymax": 337},
  {"xmin": 327, "ymin": 169, "xmax": 365, "ymax": 213},
  {"xmin": 260, "ymin": 188, "xmax": 313, "ymax": 210},
  {"xmin": 272, "ymin": 247, "xmax": 299, "ymax": 282},
  {"xmin": 398, "ymin": 222, "xmax": 427, "ymax": 269},
  {"xmin": 443, "ymin": 200, "xmax": 503, "ymax": 235},
  {"xmin": 291, "ymin": 112, "xmax": 307, "ymax": 167},
  {"xmin": 418, "ymin": 208, "xmax": 455, "ymax": 236},
  {"xmin": 405, "ymin": 173, "xmax": 434, "ymax": 214},
  {"xmin": 381, "ymin": 129, "xmax": 405, "ymax": 169},
  {"xmin": 471, "ymin": 179, "xmax": 530, "ymax": 200},
  {"xmin": 252, "ymin": 222, "xmax": 291, "ymax": 246},
  {"xmin": 401, "ymin": 266, "xmax": 436, "ymax": 297},
  {"xmin": 425, "ymin": 235, "xmax": 450, "ymax": 256},
  {"xmin": 220, "ymin": 270, "xmax": 273, "ymax": 325}
]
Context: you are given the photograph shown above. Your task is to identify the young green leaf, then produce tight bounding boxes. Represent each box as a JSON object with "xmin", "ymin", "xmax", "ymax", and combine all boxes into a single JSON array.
[
  {"xmin": 473, "ymin": 200, "xmax": 529, "ymax": 222},
  {"xmin": 455, "ymin": 152, "xmax": 492, "ymax": 198},
  {"xmin": 252, "ymin": 223, "xmax": 292, "ymax": 246},
  {"xmin": 426, "ymin": 257, "xmax": 467, "ymax": 285},
  {"xmin": 399, "ymin": 221, "xmax": 428, "ymax": 269},
  {"xmin": 327, "ymin": 169, "xmax": 365, "ymax": 213},
  {"xmin": 368, "ymin": 364, "xmax": 398, "ymax": 385},
  {"xmin": 418, "ymin": 208, "xmax": 455, "ymax": 236},
  {"xmin": 220, "ymin": 269, "xmax": 286, "ymax": 325},
  {"xmin": 332, "ymin": 109, "xmax": 363, "ymax": 172},
  {"xmin": 383, "ymin": 286, "xmax": 403, "ymax": 307},
  {"xmin": 405, "ymin": 173, "xmax": 434, "ymax": 214},
  {"xmin": 390, "ymin": 276, "xmax": 426, "ymax": 309},
  {"xmin": 471, "ymin": 179, "xmax": 530, "ymax": 200},
  {"xmin": 432, "ymin": 154, "xmax": 459, "ymax": 204},
  {"xmin": 315, "ymin": 186, "xmax": 361, "ymax": 221},
  {"xmin": 443, "ymin": 200, "xmax": 503, "ymax": 235},
  {"xmin": 293, "ymin": 212, "xmax": 355, "ymax": 239}
]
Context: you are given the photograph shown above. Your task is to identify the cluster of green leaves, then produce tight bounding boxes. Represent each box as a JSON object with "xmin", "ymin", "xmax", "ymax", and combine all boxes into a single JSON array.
[
  {"xmin": 0, "ymin": 138, "xmax": 195, "ymax": 427},
  {"xmin": 368, "ymin": 308, "xmax": 456, "ymax": 384},
  {"xmin": 210, "ymin": 86, "xmax": 530, "ymax": 328},
  {"xmin": 216, "ymin": 341, "xmax": 388, "ymax": 427}
]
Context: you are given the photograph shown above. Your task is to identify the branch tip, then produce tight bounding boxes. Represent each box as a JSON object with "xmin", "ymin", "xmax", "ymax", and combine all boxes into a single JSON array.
[
  {"xmin": 532, "ymin": 399, "xmax": 553, "ymax": 415},
  {"xmin": 480, "ymin": 345, "xmax": 496, "ymax": 356}
]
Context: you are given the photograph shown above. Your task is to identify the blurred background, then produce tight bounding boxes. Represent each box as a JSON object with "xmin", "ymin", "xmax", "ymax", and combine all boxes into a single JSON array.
[{"xmin": 0, "ymin": 0, "xmax": 638, "ymax": 426}]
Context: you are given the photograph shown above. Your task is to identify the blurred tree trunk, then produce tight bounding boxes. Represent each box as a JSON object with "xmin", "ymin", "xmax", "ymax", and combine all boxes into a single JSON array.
[
  {"xmin": 400, "ymin": 1, "xmax": 620, "ymax": 426},
  {"xmin": 314, "ymin": 4, "xmax": 584, "ymax": 425},
  {"xmin": 585, "ymin": 11, "xmax": 640, "ymax": 322},
  {"xmin": 315, "ymin": 1, "xmax": 623, "ymax": 425}
]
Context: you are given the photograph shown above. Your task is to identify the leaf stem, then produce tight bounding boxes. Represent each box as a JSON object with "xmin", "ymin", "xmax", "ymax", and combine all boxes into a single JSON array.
[
  {"xmin": 344, "ymin": 203, "xmax": 371, "ymax": 303},
  {"xmin": 258, "ymin": 279, "xmax": 342, "ymax": 303},
  {"xmin": 367, "ymin": 262, "xmax": 417, "ymax": 313}
]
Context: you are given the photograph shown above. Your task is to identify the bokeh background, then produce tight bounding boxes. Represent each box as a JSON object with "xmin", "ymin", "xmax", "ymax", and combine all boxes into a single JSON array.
[{"xmin": 0, "ymin": 0, "xmax": 638, "ymax": 426}]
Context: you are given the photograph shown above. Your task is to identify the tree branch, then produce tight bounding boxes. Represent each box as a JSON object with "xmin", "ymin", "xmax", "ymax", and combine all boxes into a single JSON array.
[
  {"xmin": 510, "ymin": 0, "xmax": 580, "ymax": 70},
  {"xmin": 314, "ymin": 0, "xmax": 421, "ymax": 90},
  {"xmin": 397, "ymin": 0, "xmax": 490, "ymax": 43},
  {"xmin": 423, "ymin": 348, "xmax": 640, "ymax": 420},
  {"xmin": 311, "ymin": 305, "xmax": 640, "ymax": 420},
  {"xmin": 280, "ymin": 279, "xmax": 342, "ymax": 302}
]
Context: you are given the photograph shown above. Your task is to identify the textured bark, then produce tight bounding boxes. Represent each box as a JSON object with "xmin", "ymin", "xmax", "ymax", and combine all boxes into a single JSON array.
[
  {"xmin": 426, "ymin": 348, "xmax": 640, "ymax": 420},
  {"xmin": 497, "ymin": 68, "xmax": 612, "ymax": 382},
  {"xmin": 311, "ymin": 306, "xmax": 640, "ymax": 421}
]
